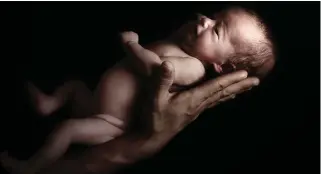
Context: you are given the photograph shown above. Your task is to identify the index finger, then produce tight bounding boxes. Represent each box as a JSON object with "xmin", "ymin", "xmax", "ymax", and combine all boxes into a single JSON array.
[{"xmin": 186, "ymin": 70, "xmax": 250, "ymax": 105}]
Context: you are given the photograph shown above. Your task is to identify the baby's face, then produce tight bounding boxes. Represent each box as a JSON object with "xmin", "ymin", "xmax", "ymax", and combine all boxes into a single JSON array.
[{"xmin": 179, "ymin": 9, "xmax": 264, "ymax": 65}]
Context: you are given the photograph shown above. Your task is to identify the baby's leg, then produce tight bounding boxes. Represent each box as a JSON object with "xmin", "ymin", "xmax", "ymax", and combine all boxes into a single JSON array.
[
  {"xmin": 0, "ymin": 115, "xmax": 124, "ymax": 174},
  {"xmin": 27, "ymin": 80, "xmax": 93, "ymax": 117}
]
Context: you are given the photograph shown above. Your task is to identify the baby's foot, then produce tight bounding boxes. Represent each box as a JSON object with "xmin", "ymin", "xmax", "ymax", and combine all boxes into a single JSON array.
[
  {"xmin": 0, "ymin": 151, "xmax": 25, "ymax": 174},
  {"xmin": 26, "ymin": 82, "xmax": 58, "ymax": 116}
]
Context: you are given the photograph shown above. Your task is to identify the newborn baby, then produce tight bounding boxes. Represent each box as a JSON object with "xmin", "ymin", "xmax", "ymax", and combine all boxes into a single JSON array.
[{"xmin": 1, "ymin": 7, "xmax": 275, "ymax": 174}]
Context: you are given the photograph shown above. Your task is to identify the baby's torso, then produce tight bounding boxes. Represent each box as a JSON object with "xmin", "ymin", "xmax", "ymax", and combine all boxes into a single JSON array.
[{"xmin": 92, "ymin": 41, "xmax": 207, "ymax": 128}]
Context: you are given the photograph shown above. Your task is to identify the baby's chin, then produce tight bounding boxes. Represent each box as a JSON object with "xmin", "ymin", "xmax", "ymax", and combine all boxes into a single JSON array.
[{"xmin": 196, "ymin": 58, "xmax": 222, "ymax": 79}]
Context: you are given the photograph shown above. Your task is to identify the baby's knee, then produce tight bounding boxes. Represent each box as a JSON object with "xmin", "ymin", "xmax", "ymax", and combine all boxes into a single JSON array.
[{"xmin": 94, "ymin": 114, "xmax": 125, "ymax": 130}]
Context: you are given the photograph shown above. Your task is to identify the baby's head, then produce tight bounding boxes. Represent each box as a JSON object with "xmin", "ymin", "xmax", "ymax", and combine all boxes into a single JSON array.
[{"xmin": 175, "ymin": 7, "xmax": 275, "ymax": 79}]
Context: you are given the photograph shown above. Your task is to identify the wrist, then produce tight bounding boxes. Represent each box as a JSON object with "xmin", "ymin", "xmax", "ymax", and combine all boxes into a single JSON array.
[
  {"xmin": 77, "ymin": 131, "xmax": 177, "ymax": 174},
  {"xmin": 103, "ymin": 132, "xmax": 173, "ymax": 163},
  {"xmin": 80, "ymin": 133, "xmax": 150, "ymax": 173},
  {"xmin": 134, "ymin": 131, "xmax": 177, "ymax": 160}
]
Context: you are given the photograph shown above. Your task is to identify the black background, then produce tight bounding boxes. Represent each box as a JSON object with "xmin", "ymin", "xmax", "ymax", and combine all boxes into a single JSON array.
[{"xmin": 3, "ymin": 1, "xmax": 320, "ymax": 174}]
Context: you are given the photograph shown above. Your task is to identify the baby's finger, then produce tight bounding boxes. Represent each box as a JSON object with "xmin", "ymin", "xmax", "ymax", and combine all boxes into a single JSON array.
[{"xmin": 120, "ymin": 31, "xmax": 138, "ymax": 44}]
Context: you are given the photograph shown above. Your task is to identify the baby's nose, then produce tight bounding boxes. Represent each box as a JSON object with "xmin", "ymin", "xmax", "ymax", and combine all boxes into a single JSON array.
[{"xmin": 199, "ymin": 15, "xmax": 215, "ymax": 29}]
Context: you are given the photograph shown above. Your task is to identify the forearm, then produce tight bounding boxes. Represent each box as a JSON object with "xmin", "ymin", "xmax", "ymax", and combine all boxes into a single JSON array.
[
  {"xmin": 81, "ymin": 133, "xmax": 144, "ymax": 173},
  {"xmin": 39, "ymin": 134, "xmax": 139, "ymax": 174},
  {"xmin": 72, "ymin": 131, "xmax": 175, "ymax": 174}
]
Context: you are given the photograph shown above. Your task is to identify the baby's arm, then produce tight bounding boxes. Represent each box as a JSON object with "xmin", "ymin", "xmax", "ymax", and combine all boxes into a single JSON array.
[
  {"xmin": 120, "ymin": 31, "xmax": 162, "ymax": 76},
  {"xmin": 120, "ymin": 32, "xmax": 206, "ymax": 86}
]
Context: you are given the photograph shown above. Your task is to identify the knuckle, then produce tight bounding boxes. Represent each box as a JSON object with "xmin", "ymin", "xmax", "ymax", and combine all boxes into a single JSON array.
[
  {"xmin": 186, "ymin": 102, "xmax": 202, "ymax": 119},
  {"xmin": 222, "ymin": 89, "xmax": 231, "ymax": 96},
  {"xmin": 218, "ymin": 90, "xmax": 225, "ymax": 99},
  {"xmin": 183, "ymin": 111, "xmax": 196, "ymax": 125},
  {"xmin": 215, "ymin": 80, "xmax": 225, "ymax": 91},
  {"xmin": 186, "ymin": 106, "xmax": 195, "ymax": 118}
]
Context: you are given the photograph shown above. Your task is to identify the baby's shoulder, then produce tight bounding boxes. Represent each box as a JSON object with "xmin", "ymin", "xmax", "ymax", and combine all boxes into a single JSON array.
[
  {"xmin": 145, "ymin": 42, "xmax": 174, "ymax": 57},
  {"xmin": 145, "ymin": 41, "xmax": 189, "ymax": 58}
]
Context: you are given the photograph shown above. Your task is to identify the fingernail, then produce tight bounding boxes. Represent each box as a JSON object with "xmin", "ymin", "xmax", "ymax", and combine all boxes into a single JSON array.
[
  {"xmin": 240, "ymin": 71, "xmax": 248, "ymax": 78},
  {"xmin": 161, "ymin": 61, "xmax": 174, "ymax": 77},
  {"xmin": 253, "ymin": 79, "xmax": 260, "ymax": 86}
]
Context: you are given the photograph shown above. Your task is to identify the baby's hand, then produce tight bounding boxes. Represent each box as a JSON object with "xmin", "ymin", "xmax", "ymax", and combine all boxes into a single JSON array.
[
  {"xmin": 121, "ymin": 31, "xmax": 162, "ymax": 77},
  {"xmin": 120, "ymin": 31, "xmax": 139, "ymax": 44}
]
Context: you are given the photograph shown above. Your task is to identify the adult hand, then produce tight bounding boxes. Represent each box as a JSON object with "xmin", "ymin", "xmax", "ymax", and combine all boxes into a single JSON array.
[{"xmin": 135, "ymin": 61, "xmax": 259, "ymax": 157}]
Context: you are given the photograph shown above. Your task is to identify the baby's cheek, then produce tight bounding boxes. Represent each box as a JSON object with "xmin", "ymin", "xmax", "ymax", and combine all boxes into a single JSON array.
[{"xmin": 194, "ymin": 39, "xmax": 217, "ymax": 62}]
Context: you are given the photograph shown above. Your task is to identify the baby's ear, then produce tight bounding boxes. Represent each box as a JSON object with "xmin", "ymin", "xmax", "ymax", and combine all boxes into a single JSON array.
[
  {"xmin": 213, "ymin": 63, "xmax": 236, "ymax": 74},
  {"xmin": 213, "ymin": 63, "xmax": 223, "ymax": 73}
]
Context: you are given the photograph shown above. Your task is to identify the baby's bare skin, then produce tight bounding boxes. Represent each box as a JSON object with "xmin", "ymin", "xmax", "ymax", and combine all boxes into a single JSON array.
[{"xmin": 96, "ymin": 37, "xmax": 206, "ymax": 123}]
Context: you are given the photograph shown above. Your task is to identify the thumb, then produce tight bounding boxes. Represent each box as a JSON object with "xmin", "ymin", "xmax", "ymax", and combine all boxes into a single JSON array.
[{"xmin": 154, "ymin": 61, "xmax": 175, "ymax": 105}]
